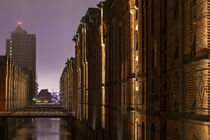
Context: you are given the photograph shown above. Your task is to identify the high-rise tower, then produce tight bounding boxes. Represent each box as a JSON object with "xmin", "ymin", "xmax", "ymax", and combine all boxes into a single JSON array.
[{"xmin": 6, "ymin": 24, "xmax": 37, "ymax": 105}]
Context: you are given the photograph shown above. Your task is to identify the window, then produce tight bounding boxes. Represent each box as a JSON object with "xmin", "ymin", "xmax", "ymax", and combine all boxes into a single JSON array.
[
  {"xmin": 164, "ymin": 0, "xmax": 167, "ymax": 34},
  {"xmin": 152, "ymin": 48, "xmax": 155, "ymax": 68},
  {"xmin": 135, "ymin": 0, "xmax": 139, "ymax": 20},
  {"xmin": 142, "ymin": 122, "xmax": 145, "ymax": 140},
  {"xmin": 192, "ymin": 34, "xmax": 196, "ymax": 57},
  {"xmin": 174, "ymin": 0, "xmax": 178, "ymax": 19},
  {"xmin": 151, "ymin": 0, "xmax": 154, "ymax": 33},
  {"xmin": 152, "ymin": 41, "xmax": 157, "ymax": 68},
  {"xmin": 135, "ymin": 32, "xmax": 139, "ymax": 50},
  {"xmin": 163, "ymin": 125, "xmax": 167, "ymax": 140},
  {"xmin": 151, "ymin": 123, "xmax": 155, "ymax": 140},
  {"xmin": 174, "ymin": 37, "xmax": 179, "ymax": 59},
  {"xmin": 152, "ymin": 79, "xmax": 155, "ymax": 94},
  {"xmin": 164, "ymin": 81, "xmax": 167, "ymax": 92},
  {"xmin": 164, "ymin": 54, "xmax": 167, "ymax": 73},
  {"xmin": 193, "ymin": 0, "xmax": 196, "ymax": 6},
  {"xmin": 191, "ymin": 0, "xmax": 197, "ymax": 57},
  {"xmin": 175, "ymin": 129, "xmax": 180, "ymax": 140},
  {"xmin": 142, "ymin": 49, "xmax": 145, "ymax": 72},
  {"xmin": 141, "ymin": 0, "xmax": 145, "ymax": 72},
  {"xmin": 164, "ymin": 95, "xmax": 167, "ymax": 111},
  {"xmin": 142, "ymin": 82, "xmax": 145, "ymax": 104}
]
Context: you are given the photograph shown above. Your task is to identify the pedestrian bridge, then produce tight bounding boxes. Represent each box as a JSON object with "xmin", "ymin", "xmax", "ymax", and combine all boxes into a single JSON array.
[{"xmin": 0, "ymin": 106, "xmax": 72, "ymax": 118}]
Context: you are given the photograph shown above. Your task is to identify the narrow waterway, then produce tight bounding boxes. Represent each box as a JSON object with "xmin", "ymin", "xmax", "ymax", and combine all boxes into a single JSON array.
[{"xmin": 9, "ymin": 118, "xmax": 72, "ymax": 140}]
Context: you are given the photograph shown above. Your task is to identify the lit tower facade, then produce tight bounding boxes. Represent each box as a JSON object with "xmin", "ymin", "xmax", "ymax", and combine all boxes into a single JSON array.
[{"xmin": 6, "ymin": 22, "xmax": 37, "ymax": 105}]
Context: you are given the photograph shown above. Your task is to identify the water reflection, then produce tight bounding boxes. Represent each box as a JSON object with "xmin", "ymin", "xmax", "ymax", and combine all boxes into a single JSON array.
[{"xmin": 11, "ymin": 118, "xmax": 71, "ymax": 140}]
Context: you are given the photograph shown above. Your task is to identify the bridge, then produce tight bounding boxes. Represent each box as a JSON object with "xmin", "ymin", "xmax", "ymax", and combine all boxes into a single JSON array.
[{"xmin": 0, "ymin": 106, "xmax": 72, "ymax": 118}]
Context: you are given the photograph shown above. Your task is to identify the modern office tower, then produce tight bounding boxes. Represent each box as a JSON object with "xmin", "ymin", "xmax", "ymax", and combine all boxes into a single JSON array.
[{"xmin": 6, "ymin": 25, "xmax": 37, "ymax": 105}]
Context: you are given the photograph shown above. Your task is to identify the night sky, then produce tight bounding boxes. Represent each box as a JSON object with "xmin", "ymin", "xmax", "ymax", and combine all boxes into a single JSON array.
[{"xmin": 0, "ymin": 0, "xmax": 101, "ymax": 92}]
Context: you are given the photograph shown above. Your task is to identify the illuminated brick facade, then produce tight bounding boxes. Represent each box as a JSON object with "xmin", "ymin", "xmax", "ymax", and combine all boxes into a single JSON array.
[
  {"xmin": 60, "ymin": 58, "xmax": 76, "ymax": 113},
  {"xmin": 71, "ymin": 0, "xmax": 210, "ymax": 139},
  {"xmin": 0, "ymin": 56, "xmax": 29, "ymax": 112},
  {"xmin": 73, "ymin": 8, "xmax": 102, "ymax": 135},
  {"xmin": 73, "ymin": 1, "xmax": 146, "ymax": 139},
  {"xmin": 146, "ymin": 0, "xmax": 209, "ymax": 139}
]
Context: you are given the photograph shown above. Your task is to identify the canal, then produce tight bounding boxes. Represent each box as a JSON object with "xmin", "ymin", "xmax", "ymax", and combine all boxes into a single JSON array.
[{"xmin": 7, "ymin": 118, "xmax": 72, "ymax": 140}]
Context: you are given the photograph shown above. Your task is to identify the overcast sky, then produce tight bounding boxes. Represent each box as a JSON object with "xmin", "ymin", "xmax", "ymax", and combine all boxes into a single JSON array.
[{"xmin": 0, "ymin": 0, "xmax": 101, "ymax": 92}]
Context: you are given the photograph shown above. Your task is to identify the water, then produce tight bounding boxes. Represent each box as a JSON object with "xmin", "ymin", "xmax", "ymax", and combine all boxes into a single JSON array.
[{"xmin": 10, "ymin": 118, "xmax": 72, "ymax": 140}]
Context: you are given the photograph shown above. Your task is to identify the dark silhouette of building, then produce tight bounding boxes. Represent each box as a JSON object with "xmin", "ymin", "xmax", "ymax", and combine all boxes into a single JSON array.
[
  {"xmin": 36, "ymin": 89, "xmax": 52, "ymax": 103},
  {"xmin": 6, "ymin": 25, "xmax": 37, "ymax": 105}
]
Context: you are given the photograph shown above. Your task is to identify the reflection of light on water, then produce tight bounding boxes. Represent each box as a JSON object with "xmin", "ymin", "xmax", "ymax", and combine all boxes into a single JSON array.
[
  {"xmin": 36, "ymin": 118, "xmax": 60, "ymax": 140},
  {"xmin": 50, "ymin": 118, "xmax": 60, "ymax": 121},
  {"xmin": 12, "ymin": 118, "xmax": 71, "ymax": 140}
]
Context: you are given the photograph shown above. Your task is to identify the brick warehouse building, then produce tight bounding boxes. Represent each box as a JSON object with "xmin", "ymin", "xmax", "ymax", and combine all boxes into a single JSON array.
[
  {"xmin": 146, "ymin": 0, "xmax": 209, "ymax": 139},
  {"xmin": 69, "ymin": 0, "xmax": 210, "ymax": 139},
  {"xmin": 60, "ymin": 58, "xmax": 77, "ymax": 113},
  {"xmin": 0, "ymin": 56, "xmax": 29, "ymax": 112}
]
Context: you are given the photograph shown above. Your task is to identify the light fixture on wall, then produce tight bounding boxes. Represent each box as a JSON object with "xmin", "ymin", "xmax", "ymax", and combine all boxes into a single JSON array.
[{"xmin": 130, "ymin": 9, "xmax": 135, "ymax": 14}]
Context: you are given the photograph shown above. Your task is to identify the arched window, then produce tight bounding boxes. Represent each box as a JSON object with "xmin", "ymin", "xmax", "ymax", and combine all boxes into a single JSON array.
[
  {"xmin": 151, "ymin": 123, "xmax": 155, "ymax": 140},
  {"xmin": 142, "ymin": 122, "xmax": 145, "ymax": 140}
]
